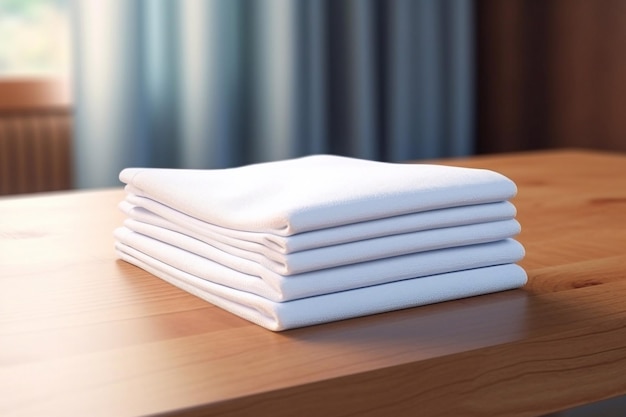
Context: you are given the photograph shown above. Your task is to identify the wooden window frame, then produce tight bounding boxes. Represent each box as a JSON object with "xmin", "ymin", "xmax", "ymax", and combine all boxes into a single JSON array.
[{"xmin": 0, "ymin": 78, "xmax": 71, "ymax": 113}]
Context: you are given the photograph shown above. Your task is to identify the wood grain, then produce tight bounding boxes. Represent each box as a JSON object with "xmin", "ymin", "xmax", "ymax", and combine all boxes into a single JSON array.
[{"xmin": 1, "ymin": 150, "xmax": 626, "ymax": 416}]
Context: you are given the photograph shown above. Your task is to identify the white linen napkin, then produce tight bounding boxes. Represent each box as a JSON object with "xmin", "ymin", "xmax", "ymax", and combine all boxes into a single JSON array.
[
  {"xmin": 120, "ymin": 154, "xmax": 517, "ymax": 235},
  {"xmin": 120, "ymin": 197, "xmax": 517, "ymax": 254},
  {"xmin": 115, "ymin": 226, "xmax": 525, "ymax": 301},
  {"xmin": 116, "ymin": 243, "xmax": 528, "ymax": 331},
  {"xmin": 123, "ymin": 217, "xmax": 521, "ymax": 275}
]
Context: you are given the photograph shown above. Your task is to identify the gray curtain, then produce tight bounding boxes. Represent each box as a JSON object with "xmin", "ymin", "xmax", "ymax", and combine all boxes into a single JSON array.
[{"xmin": 73, "ymin": 0, "xmax": 474, "ymax": 188}]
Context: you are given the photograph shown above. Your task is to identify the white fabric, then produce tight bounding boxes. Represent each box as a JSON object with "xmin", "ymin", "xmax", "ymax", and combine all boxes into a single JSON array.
[
  {"xmin": 120, "ymin": 197, "xmax": 517, "ymax": 254},
  {"xmin": 123, "ymin": 216, "xmax": 521, "ymax": 275},
  {"xmin": 120, "ymin": 154, "xmax": 517, "ymax": 235},
  {"xmin": 116, "ymin": 244, "xmax": 528, "ymax": 331},
  {"xmin": 115, "ymin": 226, "xmax": 525, "ymax": 301},
  {"xmin": 116, "ymin": 155, "xmax": 526, "ymax": 331}
]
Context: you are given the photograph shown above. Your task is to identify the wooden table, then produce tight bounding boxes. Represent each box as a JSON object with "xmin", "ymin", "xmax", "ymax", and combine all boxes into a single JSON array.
[{"xmin": 1, "ymin": 149, "xmax": 626, "ymax": 417}]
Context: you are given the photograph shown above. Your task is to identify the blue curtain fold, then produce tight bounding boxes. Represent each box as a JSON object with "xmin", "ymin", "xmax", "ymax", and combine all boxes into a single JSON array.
[{"xmin": 73, "ymin": 0, "xmax": 474, "ymax": 188}]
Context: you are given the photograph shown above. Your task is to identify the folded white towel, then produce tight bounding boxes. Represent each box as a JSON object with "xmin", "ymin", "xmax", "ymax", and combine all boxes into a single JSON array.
[
  {"xmin": 120, "ymin": 197, "xmax": 517, "ymax": 254},
  {"xmin": 123, "ymin": 216, "xmax": 521, "ymax": 275},
  {"xmin": 116, "ymin": 244, "xmax": 528, "ymax": 331},
  {"xmin": 115, "ymin": 226, "xmax": 525, "ymax": 301},
  {"xmin": 120, "ymin": 155, "xmax": 517, "ymax": 235}
]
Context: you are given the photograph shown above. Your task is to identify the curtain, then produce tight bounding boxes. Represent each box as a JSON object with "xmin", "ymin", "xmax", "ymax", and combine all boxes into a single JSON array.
[{"xmin": 73, "ymin": 0, "xmax": 474, "ymax": 188}]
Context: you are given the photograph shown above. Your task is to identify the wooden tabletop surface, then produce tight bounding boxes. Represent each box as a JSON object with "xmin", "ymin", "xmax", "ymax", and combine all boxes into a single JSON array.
[{"xmin": 1, "ymin": 149, "xmax": 626, "ymax": 417}]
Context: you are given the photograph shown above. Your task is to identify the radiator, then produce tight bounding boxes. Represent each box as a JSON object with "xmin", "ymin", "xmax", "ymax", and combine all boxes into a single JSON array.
[{"xmin": 0, "ymin": 111, "xmax": 73, "ymax": 196}]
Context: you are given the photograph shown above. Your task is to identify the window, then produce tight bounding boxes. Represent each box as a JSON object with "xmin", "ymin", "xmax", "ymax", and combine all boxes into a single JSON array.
[{"xmin": 0, "ymin": 0, "xmax": 71, "ymax": 79}]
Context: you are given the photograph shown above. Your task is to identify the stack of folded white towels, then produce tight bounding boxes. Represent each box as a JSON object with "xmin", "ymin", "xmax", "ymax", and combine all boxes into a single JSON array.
[{"xmin": 115, "ymin": 155, "xmax": 526, "ymax": 331}]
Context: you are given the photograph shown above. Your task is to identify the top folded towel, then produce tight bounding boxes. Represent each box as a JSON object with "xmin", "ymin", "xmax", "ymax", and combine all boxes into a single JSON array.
[{"xmin": 120, "ymin": 155, "xmax": 517, "ymax": 235}]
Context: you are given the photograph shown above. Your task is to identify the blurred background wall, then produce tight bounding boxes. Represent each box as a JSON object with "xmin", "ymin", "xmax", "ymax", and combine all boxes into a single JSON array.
[
  {"xmin": 1, "ymin": 0, "xmax": 625, "ymax": 195},
  {"xmin": 476, "ymin": 0, "xmax": 626, "ymax": 154}
]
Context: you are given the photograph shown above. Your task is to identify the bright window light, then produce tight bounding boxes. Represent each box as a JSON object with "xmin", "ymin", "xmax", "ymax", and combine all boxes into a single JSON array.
[{"xmin": 0, "ymin": 0, "xmax": 71, "ymax": 78}]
